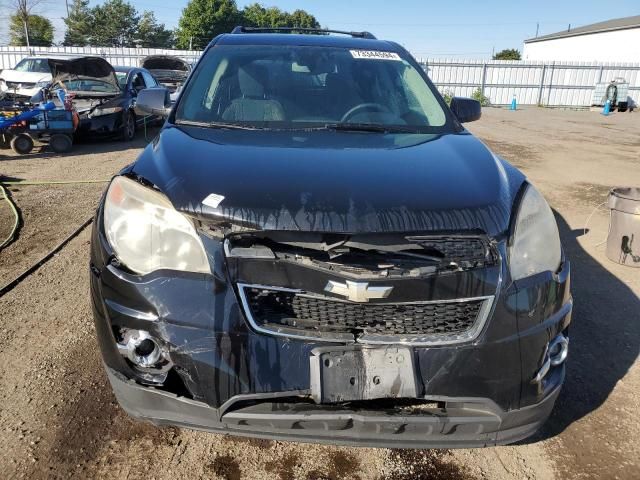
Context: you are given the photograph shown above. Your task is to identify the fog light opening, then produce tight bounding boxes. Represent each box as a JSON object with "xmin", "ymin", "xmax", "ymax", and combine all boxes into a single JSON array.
[
  {"xmin": 117, "ymin": 329, "xmax": 171, "ymax": 371},
  {"xmin": 533, "ymin": 334, "xmax": 569, "ymax": 383},
  {"xmin": 549, "ymin": 334, "xmax": 569, "ymax": 367},
  {"xmin": 135, "ymin": 338, "xmax": 158, "ymax": 358}
]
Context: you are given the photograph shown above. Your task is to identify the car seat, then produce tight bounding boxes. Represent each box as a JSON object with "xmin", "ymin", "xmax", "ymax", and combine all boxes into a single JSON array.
[{"xmin": 222, "ymin": 65, "xmax": 285, "ymax": 122}]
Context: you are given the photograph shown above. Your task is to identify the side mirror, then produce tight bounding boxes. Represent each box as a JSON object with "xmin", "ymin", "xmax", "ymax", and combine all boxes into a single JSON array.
[
  {"xmin": 449, "ymin": 97, "xmax": 482, "ymax": 123},
  {"xmin": 135, "ymin": 87, "xmax": 171, "ymax": 117}
]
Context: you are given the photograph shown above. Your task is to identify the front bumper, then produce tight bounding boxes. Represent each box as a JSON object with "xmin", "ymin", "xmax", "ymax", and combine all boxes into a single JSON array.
[
  {"xmin": 77, "ymin": 112, "xmax": 123, "ymax": 138},
  {"xmin": 0, "ymin": 85, "xmax": 41, "ymax": 100},
  {"xmin": 90, "ymin": 212, "xmax": 572, "ymax": 447},
  {"xmin": 106, "ymin": 365, "xmax": 562, "ymax": 448}
]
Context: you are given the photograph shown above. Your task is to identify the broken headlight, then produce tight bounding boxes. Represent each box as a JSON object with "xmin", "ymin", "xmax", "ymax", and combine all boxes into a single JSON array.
[
  {"xmin": 509, "ymin": 184, "xmax": 562, "ymax": 281},
  {"xmin": 91, "ymin": 106, "xmax": 123, "ymax": 117},
  {"xmin": 103, "ymin": 176, "xmax": 211, "ymax": 275}
]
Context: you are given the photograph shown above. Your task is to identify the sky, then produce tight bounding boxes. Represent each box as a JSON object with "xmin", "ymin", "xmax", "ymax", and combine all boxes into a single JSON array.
[{"xmin": 0, "ymin": 0, "xmax": 639, "ymax": 59}]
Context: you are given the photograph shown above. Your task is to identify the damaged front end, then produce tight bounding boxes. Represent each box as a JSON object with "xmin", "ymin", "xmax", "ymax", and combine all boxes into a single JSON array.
[
  {"xmin": 90, "ymin": 184, "xmax": 571, "ymax": 447},
  {"xmin": 225, "ymin": 231, "xmax": 499, "ymax": 346},
  {"xmin": 140, "ymin": 55, "xmax": 191, "ymax": 100},
  {"xmin": 42, "ymin": 57, "xmax": 126, "ymax": 135}
]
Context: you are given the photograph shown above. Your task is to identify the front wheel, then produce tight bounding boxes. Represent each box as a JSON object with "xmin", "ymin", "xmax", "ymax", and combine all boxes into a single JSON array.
[
  {"xmin": 121, "ymin": 111, "xmax": 136, "ymax": 141},
  {"xmin": 10, "ymin": 133, "xmax": 34, "ymax": 154}
]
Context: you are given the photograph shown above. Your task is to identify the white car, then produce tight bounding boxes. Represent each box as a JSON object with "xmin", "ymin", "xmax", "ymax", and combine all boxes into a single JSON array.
[{"xmin": 0, "ymin": 57, "xmax": 54, "ymax": 100}]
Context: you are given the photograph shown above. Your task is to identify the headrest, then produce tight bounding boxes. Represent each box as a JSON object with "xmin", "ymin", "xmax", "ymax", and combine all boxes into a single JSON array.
[{"xmin": 238, "ymin": 64, "xmax": 267, "ymax": 99}]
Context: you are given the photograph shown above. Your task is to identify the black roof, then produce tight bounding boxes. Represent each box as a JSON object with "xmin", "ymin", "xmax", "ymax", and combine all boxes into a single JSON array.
[
  {"xmin": 525, "ymin": 15, "xmax": 640, "ymax": 43},
  {"xmin": 231, "ymin": 26, "xmax": 376, "ymax": 39},
  {"xmin": 214, "ymin": 32, "xmax": 399, "ymax": 52}
]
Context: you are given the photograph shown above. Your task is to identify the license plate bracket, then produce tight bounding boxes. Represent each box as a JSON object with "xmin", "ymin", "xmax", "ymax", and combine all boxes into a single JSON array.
[{"xmin": 310, "ymin": 346, "xmax": 418, "ymax": 404}]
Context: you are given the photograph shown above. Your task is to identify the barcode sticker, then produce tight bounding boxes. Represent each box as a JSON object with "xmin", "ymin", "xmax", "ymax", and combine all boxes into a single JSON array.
[
  {"xmin": 202, "ymin": 193, "xmax": 225, "ymax": 208},
  {"xmin": 350, "ymin": 50, "xmax": 401, "ymax": 61}
]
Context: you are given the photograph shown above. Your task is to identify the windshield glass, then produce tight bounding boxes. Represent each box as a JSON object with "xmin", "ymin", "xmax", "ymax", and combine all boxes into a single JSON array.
[
  {"xmin": 14, "ymin": 58, "xmax": 51, "ymax": 73},
  {"xmin": 175, "ymin": 45, "xmax": 449, "ymax": 132},
  {"xmin": 61, "ymin": 79, "xmax": 119, "ymax": 93}
]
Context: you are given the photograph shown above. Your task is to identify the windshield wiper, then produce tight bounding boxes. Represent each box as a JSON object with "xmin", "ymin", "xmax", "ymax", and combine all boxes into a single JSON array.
[
  {"xmin": 176, "ymin": 120, "xmax": 264, "ymax": 130},
  {"xmin": 309, "ymin": 123, "xmax": 422, "ymax": 134}
]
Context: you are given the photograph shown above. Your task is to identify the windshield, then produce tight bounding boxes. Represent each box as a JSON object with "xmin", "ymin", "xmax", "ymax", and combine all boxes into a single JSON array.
[
  {"xmin": 175, "ymin": 45, "xmax": 450, "ymax": 132},
  {"xmin": 14, "ymin": 58, "xmax": 51, "ymax": 73},
  {"xmin": 61, "ymin": 79, "xmax": 120, "ymax": 94}
]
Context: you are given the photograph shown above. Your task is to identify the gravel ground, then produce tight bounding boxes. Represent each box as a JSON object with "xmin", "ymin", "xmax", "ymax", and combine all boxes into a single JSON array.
[{"xmin": 0, "ymin": 108, "xmax": 638, "ymax": 480}]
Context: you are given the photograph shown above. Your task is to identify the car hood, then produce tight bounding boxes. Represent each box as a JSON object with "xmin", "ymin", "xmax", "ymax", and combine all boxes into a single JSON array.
[
  {"xmin": 0, "ymin": 69, "xmax": 51, "ymax": 83},
  {"xmin": 140, "ymin": 55, "xmax": 191, "ymax": 72},
  {"xmin": 48, "ymin": 57, "xmax": 120, "ymax": 91},
  {"xmin": 130, "ymin": 126, "xmax": 525, "ymax": 236}
]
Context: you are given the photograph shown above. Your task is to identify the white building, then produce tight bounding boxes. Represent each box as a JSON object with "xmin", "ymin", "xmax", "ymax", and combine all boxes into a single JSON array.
[{"xmin": 523, "ymin": 16, "xmax": 640, "ymax": 62}]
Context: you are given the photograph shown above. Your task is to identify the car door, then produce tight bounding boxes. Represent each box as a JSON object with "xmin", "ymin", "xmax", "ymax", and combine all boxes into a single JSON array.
[
  {"xmin": 139, "ymin": 71, "xmax": 167, "ymax": 123},
  {"xmin": 130, "ymin": 71, "xmax": 149, "ymax": 118}
]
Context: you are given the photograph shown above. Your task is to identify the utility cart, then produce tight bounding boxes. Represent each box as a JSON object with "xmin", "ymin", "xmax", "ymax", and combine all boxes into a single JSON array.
[{"xmin": 0, "ymin": 101, "xmax": 75, "ymax": 154}]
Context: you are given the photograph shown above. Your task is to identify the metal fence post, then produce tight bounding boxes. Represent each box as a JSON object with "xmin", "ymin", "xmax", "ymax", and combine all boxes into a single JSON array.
[
  {"xmin": 537, "ymin": 64, "xmax": 546, "ymax": 106},
  {"xmin": 481, "ymin": 63, "xmax": 487, "ymax": 97},
  {"xmin": 546, "ymin": 62, "xmax": 555, "ymax": 106}
]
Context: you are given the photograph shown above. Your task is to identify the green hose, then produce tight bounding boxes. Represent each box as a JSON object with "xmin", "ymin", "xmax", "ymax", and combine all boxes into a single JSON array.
[
  {"xmin": 1, "ymin": 179, "xmax": 109, "ymax": 186},
  {"xmin": 0, "ymin": 179, "xmax": 109, "ymax": 250},
  {"xmin": 0, "ymin": 183, "xmax": 20, "ymax": 250}
]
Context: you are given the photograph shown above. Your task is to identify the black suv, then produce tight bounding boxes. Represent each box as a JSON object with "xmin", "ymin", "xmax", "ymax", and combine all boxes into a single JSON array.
[{"xmin": 90, "ymin": 27, "xmax": 572, "ymax": 448}]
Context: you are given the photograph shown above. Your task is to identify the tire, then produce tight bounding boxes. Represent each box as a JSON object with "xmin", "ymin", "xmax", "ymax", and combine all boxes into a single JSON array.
[
  {"xmin": 617, "ymin": 102, "xmax": 628, "ymax": 113},
  {"xmin": 49, "ymin": 134, "xmax": 73, "ymax": 153},
  {"xmin": 10, "ymin": 133, "xmax": 34, "ymax": 154},
  {"xmin": 121, "ymin": 110, "xmax": 136, "ymax": 141}
]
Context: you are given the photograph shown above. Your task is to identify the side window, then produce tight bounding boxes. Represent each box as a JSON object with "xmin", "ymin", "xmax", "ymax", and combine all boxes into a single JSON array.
[
  {"xmin": 400, "ymin": 63, "xmax": 446, "ymax": 126},
  {"xmin": 142, "ymin": 71, "xmax": 157, "ymax": 87},
  {"xmin": 131, "ymin": 72, "xmax": 147, "ymax": 91}
]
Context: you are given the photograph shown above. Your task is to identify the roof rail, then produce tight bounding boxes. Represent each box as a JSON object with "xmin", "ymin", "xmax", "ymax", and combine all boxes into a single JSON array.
[{"xmin": 230, "ymin": 26, "xmax": 377, "ymax": 40}]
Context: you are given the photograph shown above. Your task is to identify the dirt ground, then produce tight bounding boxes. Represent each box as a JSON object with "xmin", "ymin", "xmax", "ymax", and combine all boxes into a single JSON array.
[{"xmin": 0, "ymin": 108, "xmax": 638, "ymax": 480}]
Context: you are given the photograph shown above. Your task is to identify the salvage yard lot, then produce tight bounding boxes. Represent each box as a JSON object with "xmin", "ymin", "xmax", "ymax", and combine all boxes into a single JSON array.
[{"xmin": 0, "ymin": 108, "xmax": 638, "ymax": 479}]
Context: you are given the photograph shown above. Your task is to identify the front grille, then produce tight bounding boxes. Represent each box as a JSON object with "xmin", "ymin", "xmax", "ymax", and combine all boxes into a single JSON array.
[
  {"xmin": 241, "ymin": 286, "xmax": 489, "ymax": 342},
  {"xmin": 407, "ymin": 236, "xmax": 494, "ymax": 268},
  {"xmin": 6, "ymin": 81, "xmax": 35, "ymax": 89}
]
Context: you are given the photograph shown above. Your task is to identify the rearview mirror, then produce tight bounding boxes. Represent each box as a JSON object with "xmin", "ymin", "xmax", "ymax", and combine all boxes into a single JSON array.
[
  {"xmin": 449, "ymin": 97, "xmax": 482, "ymax": 123},
  {"xmin": 135, "ymin": 87, "xmax": 171, "ymax": 117}
]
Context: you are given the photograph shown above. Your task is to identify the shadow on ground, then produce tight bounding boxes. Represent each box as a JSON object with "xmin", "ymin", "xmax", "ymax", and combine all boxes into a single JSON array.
[
  {"xmin": 0, "ymin": 128, "xmax": 160, "ymax": 162},
  {"xmin": 537, "ymin": 212, "xmax": 639, "ymax": 439}
]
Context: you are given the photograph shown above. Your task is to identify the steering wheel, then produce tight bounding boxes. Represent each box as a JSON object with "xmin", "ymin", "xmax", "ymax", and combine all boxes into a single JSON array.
[{"xmin": 340, "ymin": 103, "xmax": 391, "ymax": 123}]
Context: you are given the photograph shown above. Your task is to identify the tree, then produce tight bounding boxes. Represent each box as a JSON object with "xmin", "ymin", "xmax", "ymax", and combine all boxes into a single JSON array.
[
  {"xmin": 8, "ymin": 0, "xmax": 47, "ymax": 47},
  {"xmin": 88, "ymin": 0, "xmax": 140, "ymax": 47},
  {"xmin": 175, "ymin": 0, "xmax": 241, "ymax": 50},
  {"xmin": 9, "ymin": 13, "xmax": 53, "ymax": 46},
  {"xmin": 492, "ymin": 49, "xmax": 521, "ymax": 60},
  {"xmin": 287, "ymin": 9, "xmax": 320, "ymax": 29},
  {"xmin": 242, "ymin": 4, "xmax": 282, "ymax": 27},
  {"xmin": 242, "ymin": 3, "xmax": 319, "ymax": 29},
  {"xmin": 136, "ymin": 11, "xmax": 174, "ymax": 48},
  {"xmin": 63, "ymin": 0, "xmax": 92, "ymax": 46}
]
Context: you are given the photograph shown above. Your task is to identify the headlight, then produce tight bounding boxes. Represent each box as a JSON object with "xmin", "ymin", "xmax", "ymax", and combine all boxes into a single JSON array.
[
  {"xmin": 91, "ymin": 106, "xmax": 123, "ymax": 117},
  {"xmin": 103, "ymin": 176, "xmax": 210, "ymax": 275},
  {"xmin": 35, "ymin": 80, "xmax": 50, "ymax": 88},
  {"xmin": 509, "ymin": 184, "xmax": 562, "ymax": 280}
]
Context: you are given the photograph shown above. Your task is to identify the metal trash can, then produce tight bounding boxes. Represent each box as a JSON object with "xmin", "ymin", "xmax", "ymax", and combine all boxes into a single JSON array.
[{"xmin": 606, "ymin": 187, "xmax": 640, "ymax": 267}]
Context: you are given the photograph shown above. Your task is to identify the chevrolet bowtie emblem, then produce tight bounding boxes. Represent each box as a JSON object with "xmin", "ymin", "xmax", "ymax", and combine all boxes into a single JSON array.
[{"xmin": 324, "ymin": 280, "xmax": 393, "ymax": 302}]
